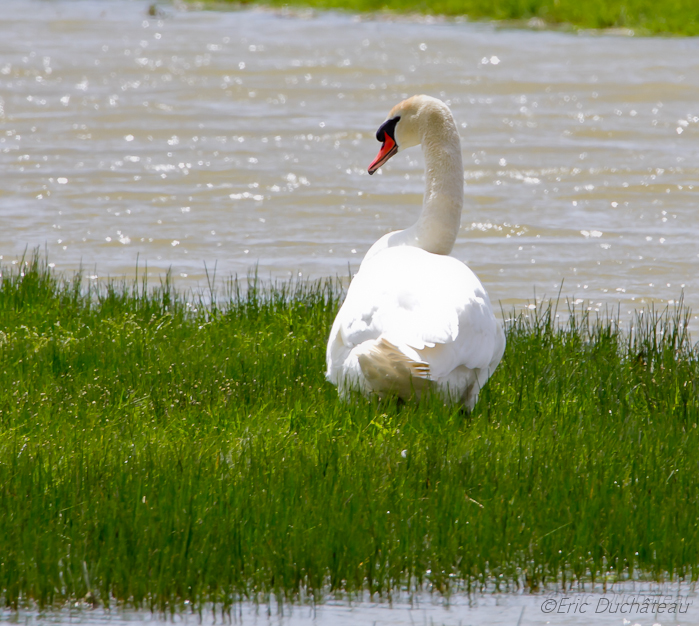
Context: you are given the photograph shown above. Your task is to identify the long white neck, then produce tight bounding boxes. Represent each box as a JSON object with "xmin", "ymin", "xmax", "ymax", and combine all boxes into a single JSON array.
[
  {"xmin": 361, "ymin": 100, "xmax": 465, "ymax": 267},
  {"xmin": 403, "ymin": 113, "xmax": 464, "ymax": 255}
]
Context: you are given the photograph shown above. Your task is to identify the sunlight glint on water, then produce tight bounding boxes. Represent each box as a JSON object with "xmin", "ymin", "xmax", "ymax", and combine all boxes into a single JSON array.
[{"xmin": 1, "ymin": 0, "xmax": 699, "ymax": 331}]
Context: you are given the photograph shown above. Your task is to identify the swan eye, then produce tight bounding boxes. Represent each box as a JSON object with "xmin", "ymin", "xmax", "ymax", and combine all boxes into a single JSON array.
[{"xmin": 376, "ymin": 116, "xmax": 400, "ymax": 143}]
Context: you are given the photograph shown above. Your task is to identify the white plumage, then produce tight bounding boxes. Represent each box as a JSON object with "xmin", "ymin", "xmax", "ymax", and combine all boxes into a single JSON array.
[{"xmin": 326, "ymin": 95, "xmax": 505, "ymax": 410}]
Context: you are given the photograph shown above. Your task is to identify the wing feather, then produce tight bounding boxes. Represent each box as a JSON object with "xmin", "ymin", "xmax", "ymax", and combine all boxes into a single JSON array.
[{"xmin": 327, "ymin": 246, "xmax": 505, "ymax": 401}]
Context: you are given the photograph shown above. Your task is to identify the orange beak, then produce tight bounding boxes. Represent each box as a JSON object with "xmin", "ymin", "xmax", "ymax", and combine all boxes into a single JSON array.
[{"xmin": 368, "ymin": 135, "xmax": 398, "ymax": 175}]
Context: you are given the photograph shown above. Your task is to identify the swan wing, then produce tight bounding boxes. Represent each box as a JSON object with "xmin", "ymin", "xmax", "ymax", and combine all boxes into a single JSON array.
[{"xmin": 327, "ymin": 246, "xmax": 504, "ymax": 387}]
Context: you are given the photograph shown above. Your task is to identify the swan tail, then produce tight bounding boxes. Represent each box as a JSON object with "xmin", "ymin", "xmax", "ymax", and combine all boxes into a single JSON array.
[{"xmin": 355, "ymin": 337, "xmax": 431, "ymax": 399}]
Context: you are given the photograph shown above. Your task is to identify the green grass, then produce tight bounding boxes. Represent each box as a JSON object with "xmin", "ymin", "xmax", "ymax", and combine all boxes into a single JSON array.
[
  {"xmin": 1, "ymin": 254, "xmax": 699, "ymax": 612},
  {"xmin": 208, "ymin": 0, "xmax": 699, "ymax": 36}
]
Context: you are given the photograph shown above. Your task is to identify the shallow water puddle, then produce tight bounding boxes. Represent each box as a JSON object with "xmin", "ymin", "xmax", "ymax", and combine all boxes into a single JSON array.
[{"xmin": 5, "ymin": 584, "xmax": 699, "ymax": 625}]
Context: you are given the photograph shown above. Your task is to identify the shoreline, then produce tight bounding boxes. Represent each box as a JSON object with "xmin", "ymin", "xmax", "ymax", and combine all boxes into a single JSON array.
[{"xmin": 183, "ymin": 0, "xmax": 699, "ymax": 36}]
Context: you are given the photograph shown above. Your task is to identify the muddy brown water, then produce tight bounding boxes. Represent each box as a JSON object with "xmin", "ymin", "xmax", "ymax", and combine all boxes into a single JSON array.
[{"xmin": 3, "ymin": 0, "xmax": 699, "ymax": 331}]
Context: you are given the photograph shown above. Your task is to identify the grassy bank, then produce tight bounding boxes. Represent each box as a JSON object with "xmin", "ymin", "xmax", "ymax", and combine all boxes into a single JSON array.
[
  {"xmin": 1, "ymin": 255, "xmax": 699, "ymax": 611},
  {"xmin": 209, "ymin": 0, "xmax": 699, "ymax": 35}
]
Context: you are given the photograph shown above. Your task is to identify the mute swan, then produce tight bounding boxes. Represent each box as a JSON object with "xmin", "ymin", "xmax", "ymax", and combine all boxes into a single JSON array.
[{"xmin": 326, "ymin": 95, "xmax": 505, "ymax": 410}]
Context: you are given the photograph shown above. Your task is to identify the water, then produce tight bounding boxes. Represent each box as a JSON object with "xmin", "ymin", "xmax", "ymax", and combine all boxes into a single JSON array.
[
  {"xmin": 4, "ymin": 583, "xmax": 699, "ymax": 626},
  {"xmin": 2, "ymin": 0, "xmax": 699, "ymax": 327}
]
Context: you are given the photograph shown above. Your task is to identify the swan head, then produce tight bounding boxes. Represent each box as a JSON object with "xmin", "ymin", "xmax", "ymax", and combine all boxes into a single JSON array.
[{"xmin": 367, "ymin": 95, "xmax": 451, "ymax": 175}]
